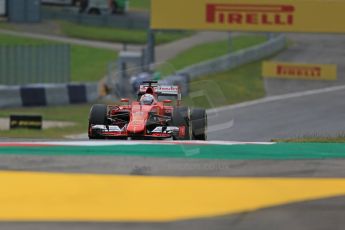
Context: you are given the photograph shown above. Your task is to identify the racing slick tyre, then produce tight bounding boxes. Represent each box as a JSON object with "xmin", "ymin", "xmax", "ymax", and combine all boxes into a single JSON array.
[
  {"xmin": 171, "ymin": 107, "xmax": 192, "ymax": 140},
  {"xmin": 191, "ymin": 108, "xmax": 207, "ymax": 140},
  {"xmin": 88, "ymin": 104, "xmax": 107, "ymax": 139}
]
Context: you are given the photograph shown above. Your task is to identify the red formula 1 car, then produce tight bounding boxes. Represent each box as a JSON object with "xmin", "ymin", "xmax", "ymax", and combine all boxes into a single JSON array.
[{"xmin": 88, "ymin": 81, "xmax": 207, "ymax": 140}]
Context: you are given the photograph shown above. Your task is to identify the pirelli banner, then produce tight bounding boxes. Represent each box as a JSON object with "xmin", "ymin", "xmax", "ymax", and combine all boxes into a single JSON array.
[
  {"xmin": 151, "ymin": 0, "xmax": 345, "ymax": 33},
  {"xmin": 263, "ymin": 62, "xmax": 337, "ymax": 81}
]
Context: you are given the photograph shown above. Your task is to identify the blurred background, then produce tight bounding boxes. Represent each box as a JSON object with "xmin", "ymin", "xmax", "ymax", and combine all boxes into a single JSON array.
[{"xmin": 0, "ymin": 0, "xmax": 344, "ymax": 142}]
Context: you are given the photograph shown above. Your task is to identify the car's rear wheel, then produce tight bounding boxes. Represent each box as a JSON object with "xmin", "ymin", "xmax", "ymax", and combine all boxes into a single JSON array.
[
  {"xmin": 171, "ymin": 107, "xmax": 192, "ymax": 140},
  {"xmin": 191, "ymin": 108, "xmax": 207, "ymax": 140},
  {"xmin": 88, "ymin": 104, "xmax": 107, "ymax": 139}
]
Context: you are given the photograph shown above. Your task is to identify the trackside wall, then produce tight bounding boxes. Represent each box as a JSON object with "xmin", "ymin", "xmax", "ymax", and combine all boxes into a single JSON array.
[{"xmin": 0, "ymin": 83, "xmax": 99, "ymax": 108}]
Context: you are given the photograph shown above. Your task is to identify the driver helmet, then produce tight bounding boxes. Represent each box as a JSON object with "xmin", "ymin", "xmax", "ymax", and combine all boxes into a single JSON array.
[{"xmin": 140, "ymin": 94, "xmax": 155, "ymax": 105}]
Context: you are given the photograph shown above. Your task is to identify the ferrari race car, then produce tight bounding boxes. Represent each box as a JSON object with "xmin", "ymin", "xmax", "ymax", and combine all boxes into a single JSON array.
[{"xmin": 88, "ymin": 81, "xmax": 207, "ymax": 140}]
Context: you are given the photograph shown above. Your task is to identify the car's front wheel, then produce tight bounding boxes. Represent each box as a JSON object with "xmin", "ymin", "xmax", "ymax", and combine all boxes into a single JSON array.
[
  {"xmin": 171, "ymin": 107, "xmax": 192, "ymax": 140},
  {"xmin": 88, "ymin": 104, "xmax": 107, "ymax": 139},
  {"xmin": 191, "ymin": 108, "xmax": 207, "ymax": 140}
]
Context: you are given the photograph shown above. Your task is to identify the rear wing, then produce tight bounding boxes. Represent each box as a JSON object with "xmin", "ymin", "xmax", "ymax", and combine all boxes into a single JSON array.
[{"xmin": 138, "ymin": 83, "xmax": 182, "ymax": 100}]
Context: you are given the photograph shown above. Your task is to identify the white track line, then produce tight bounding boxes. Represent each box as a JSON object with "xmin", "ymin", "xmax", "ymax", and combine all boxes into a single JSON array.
[{"xmin": 208, "ymin": 85, "xmax": 345, "ymax": 113}]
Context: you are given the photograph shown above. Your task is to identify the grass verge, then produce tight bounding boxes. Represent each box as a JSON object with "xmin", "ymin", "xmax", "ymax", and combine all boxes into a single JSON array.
[
  {"xmin": 0, "ymin": 104, "xmax": 91, "ymax": 139},
  {"xmin": 130, "ymin": 0, "xmax": 150, "ymax": 11},
  {"xmin": 58, "ymin": 21, "xmax": 193, "ymax": 45},
  {"xmin": 182, "ymin": 61, "xmax": 265, "ymax": 108},
  {"xmin": 0, "ymin": 34, "xmax": 117, "ymax": 82},
  {"xmin": 159, "ymin": 35, "xmax": 267, "ymax": 75},
  {"xmin": 0, "ymin": 22, "xmax": 15, "ymax": 30}
]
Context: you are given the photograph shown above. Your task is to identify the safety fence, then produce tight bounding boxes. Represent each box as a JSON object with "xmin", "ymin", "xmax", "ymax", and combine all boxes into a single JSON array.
[{"xmin": 0, "ymin": 44, "xmax": 70, "ymax": 85}]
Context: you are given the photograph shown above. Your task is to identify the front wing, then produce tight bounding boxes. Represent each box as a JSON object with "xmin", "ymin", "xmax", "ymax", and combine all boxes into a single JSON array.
[{"xmin": 90, "ymin": 125, "xmax": 182, "ymax": 139}]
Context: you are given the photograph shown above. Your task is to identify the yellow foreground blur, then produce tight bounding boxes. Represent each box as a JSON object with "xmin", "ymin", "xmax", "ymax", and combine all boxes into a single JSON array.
[{"xmin": 1, "ymin": 171, "xmax": 345, "ymax": 221}]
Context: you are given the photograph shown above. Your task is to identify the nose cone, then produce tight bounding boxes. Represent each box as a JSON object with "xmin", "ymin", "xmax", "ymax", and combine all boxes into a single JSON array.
[
  {"xmin": 128, "ymin": 107, "xmax": 150, "ymax": 134},
  {"xmin": 127, "ymin": 121, "xmax": 145, "ymax": 134}
]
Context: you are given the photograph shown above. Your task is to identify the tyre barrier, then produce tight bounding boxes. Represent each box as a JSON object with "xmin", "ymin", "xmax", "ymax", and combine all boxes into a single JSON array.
[{"xmin": 0, "ymin": 83, "xmax": 99, "ymax": 108}]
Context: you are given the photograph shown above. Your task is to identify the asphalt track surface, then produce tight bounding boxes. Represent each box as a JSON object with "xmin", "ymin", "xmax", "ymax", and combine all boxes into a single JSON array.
[
  {"xmin": 0, "ymin": 154, "xmax": 345, "ymax": 178},
  {"xmin": 207, "ymin": 86, "xmax": 345, "ymax": 142}
]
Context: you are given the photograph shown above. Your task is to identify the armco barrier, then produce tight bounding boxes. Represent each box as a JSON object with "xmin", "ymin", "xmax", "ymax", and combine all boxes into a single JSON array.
[
  {"xmin": 177, "ymin": 35, "xmax": 287, "ymax": 80},
  {"xmin": 0, "ymin": 86, "xmax": 22, "ymax": 108},
  {"xmin": 0, "ymin": 83, "xmax": 99, "ymax": 108},
  {"xmin": 45, "ymin": 84, "xmax": 70, "ymax": 106}
]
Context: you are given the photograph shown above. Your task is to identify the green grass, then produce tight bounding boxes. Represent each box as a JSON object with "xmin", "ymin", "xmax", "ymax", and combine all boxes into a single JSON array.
[
  {"xmin": 0, "ymin": 22, "xmax": 15, "ymax": 30},
  {"xmin": 59, "ymin": 21, "xmax": 193, "ymax": 45},
  {"xmin": 182, "ymin": 61, "xmax": 265, "ymax": 108},
  {"xmin": 70, "ymin": 46, "xmax": 116, "ymax": 82},
  {"xmin": 0, "ymin": 34, "xmax": 117, "ymax": 82},
  {"xmin": 130, "ymin": 0, "xmax": 150, "ymax": 10},
  {"xmin": 160, "ymin": 35, "xmax": 267, "ymax": 75},
  {"xmin": 0, "ymin": 104, "xmax": 91, "ymax": 139}
]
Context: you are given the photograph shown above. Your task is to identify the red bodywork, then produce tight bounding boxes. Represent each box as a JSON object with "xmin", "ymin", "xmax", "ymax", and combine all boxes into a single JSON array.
[{"xmin": 89, "ymin": 83, "xmax": 181, "ymax": 140}]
